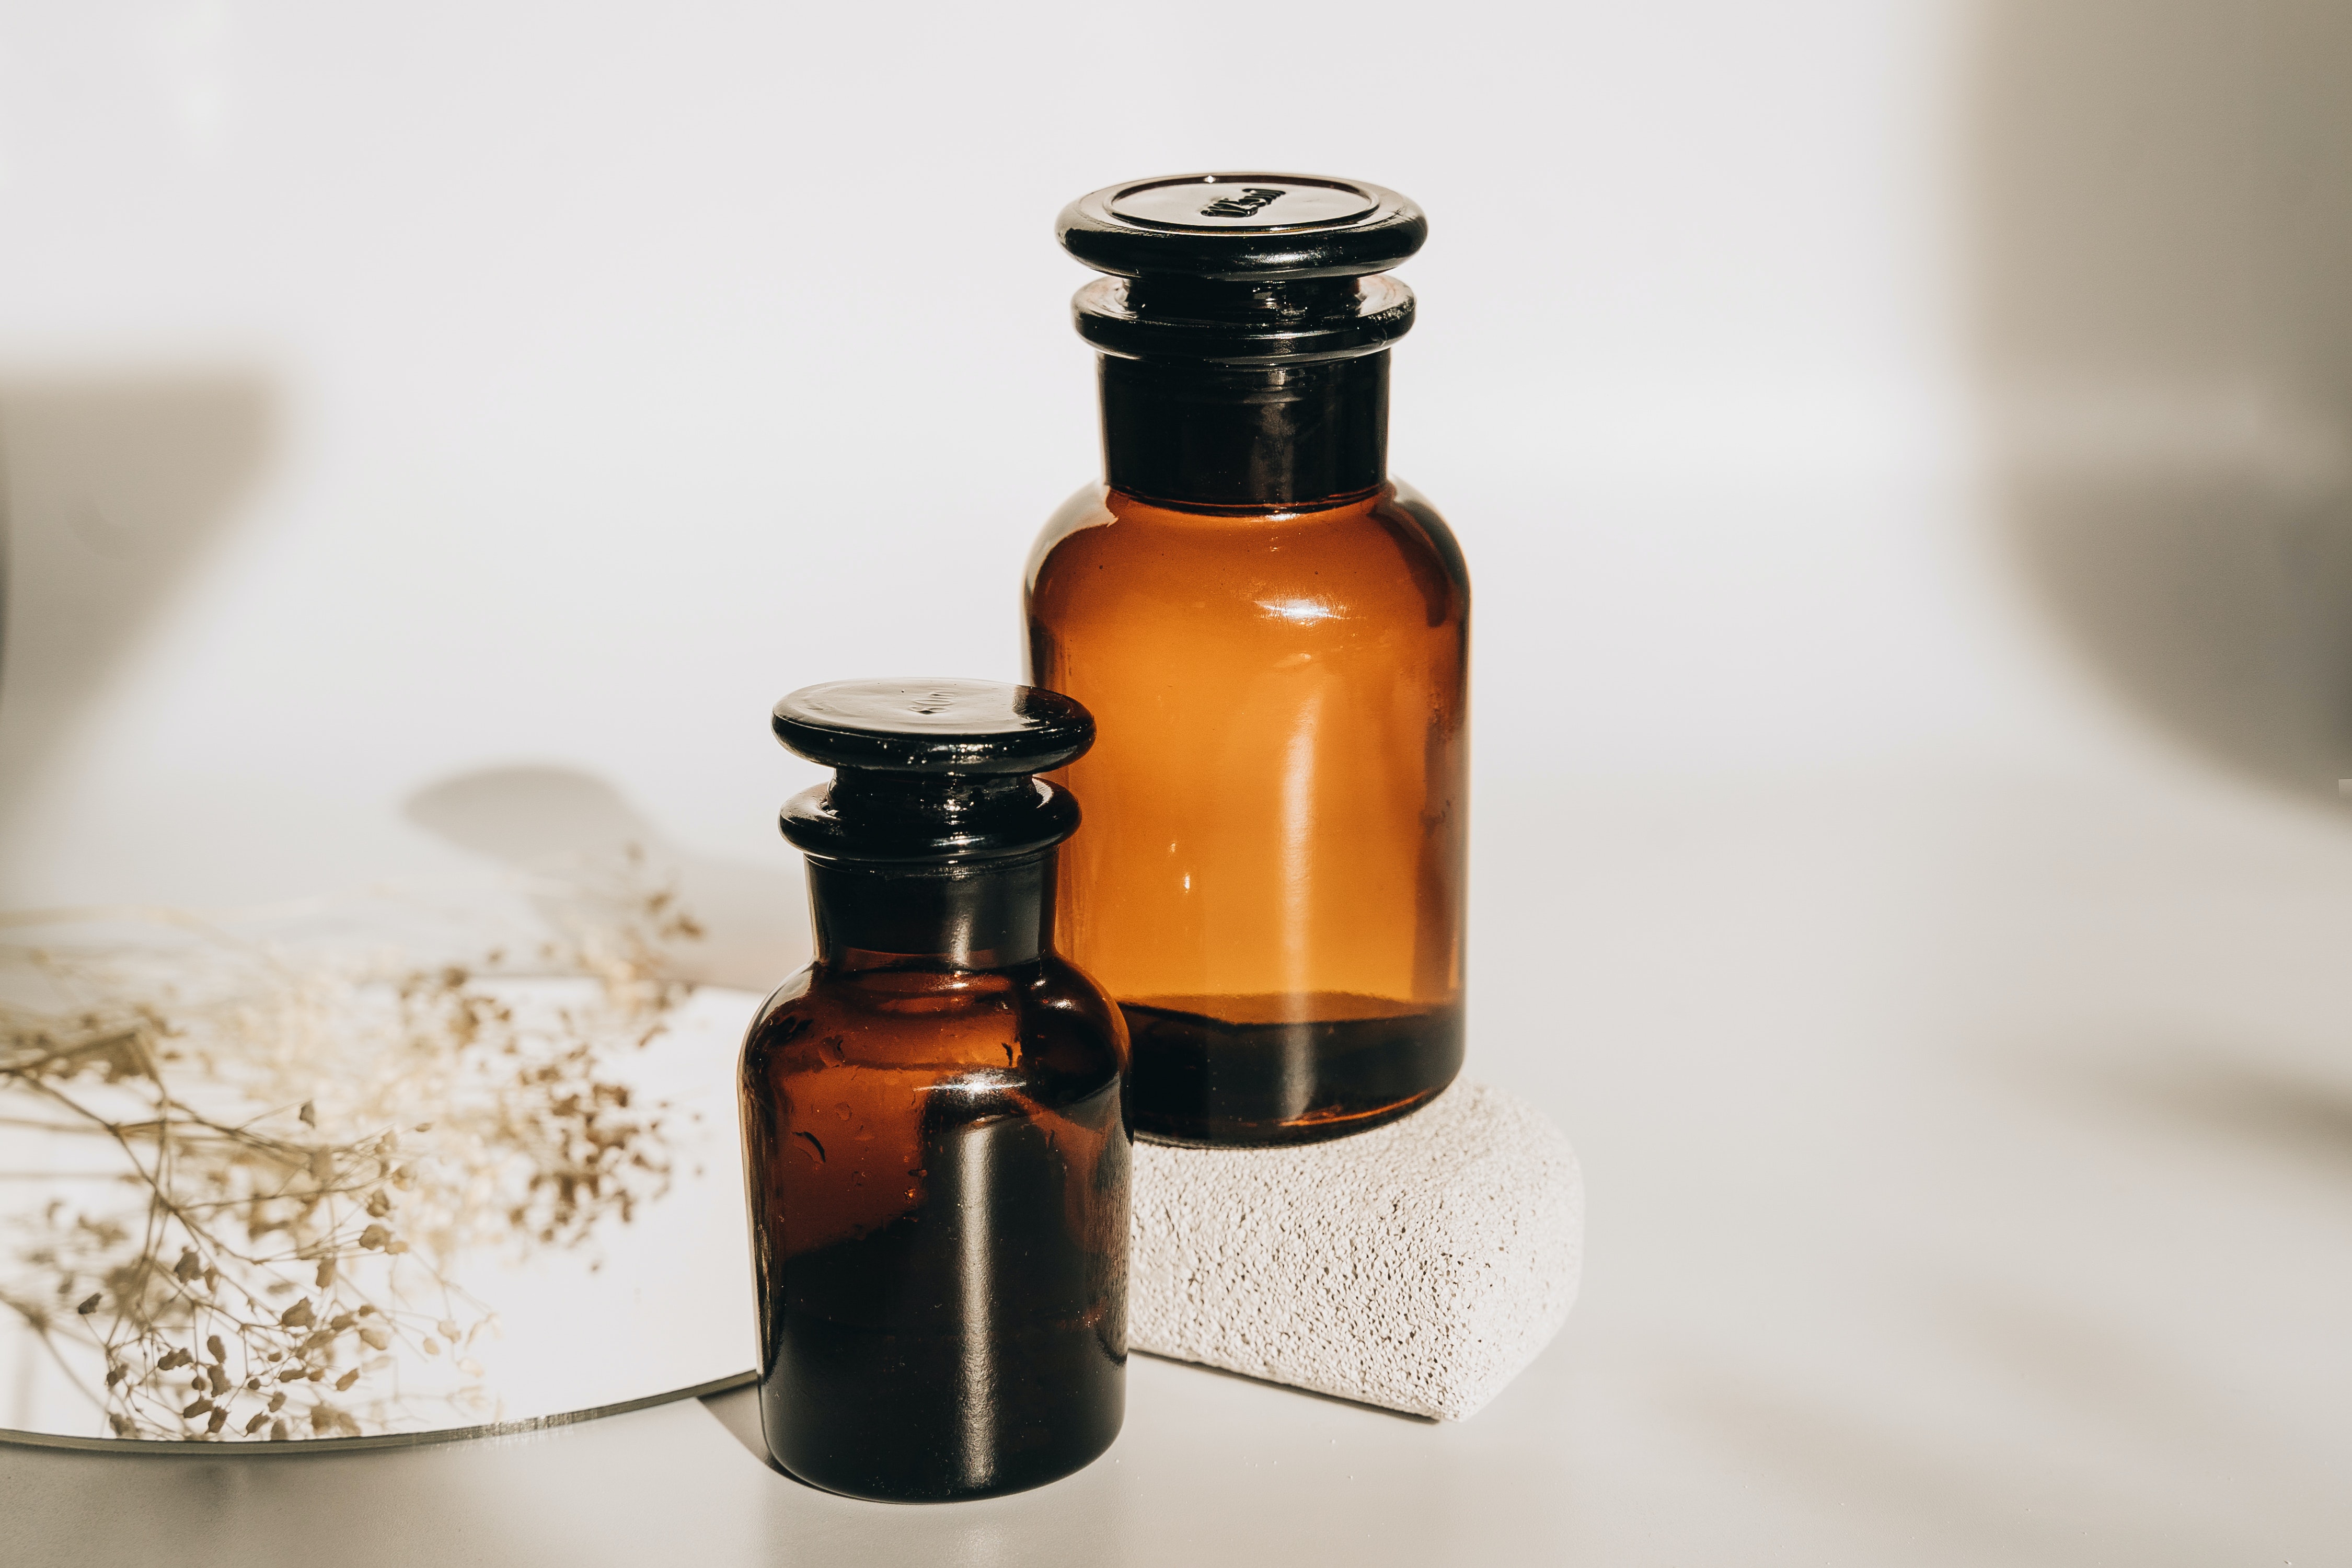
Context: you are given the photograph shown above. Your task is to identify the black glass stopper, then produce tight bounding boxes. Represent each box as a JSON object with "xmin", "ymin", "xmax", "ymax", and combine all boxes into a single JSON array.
[
  {"xmin": 1058, "ymin": 172, "xmax": 1425, "ymax": 365},
  {"xmin": 773, "ymin": 679, "xmax": 1095, "ymax": 865}
]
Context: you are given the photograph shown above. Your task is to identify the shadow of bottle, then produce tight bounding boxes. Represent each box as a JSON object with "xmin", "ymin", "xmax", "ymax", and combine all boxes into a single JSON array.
[
  {"xmin": 405, "ymin": 765, "xmax": 810, "ymax": 994},
  {"xmin": 1970, "ymin": 0, "xmax": 2352, "ymax": 806}
]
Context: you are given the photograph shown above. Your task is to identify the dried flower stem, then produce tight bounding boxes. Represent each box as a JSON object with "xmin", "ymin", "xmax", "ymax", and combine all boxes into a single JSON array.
[{"xmin": 0, "ymin": 859, "xmax": 700, "ymax": 1440}]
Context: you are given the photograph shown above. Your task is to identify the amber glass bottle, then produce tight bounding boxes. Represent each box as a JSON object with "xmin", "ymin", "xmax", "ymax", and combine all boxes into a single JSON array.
[
  {"xmin": 739, "ymin": 679, "xmax": 1128, "ymax": 1502},
  {"xmin": 1025, "ymin": 174, "xmax": 1470, "ymax": 1148}
]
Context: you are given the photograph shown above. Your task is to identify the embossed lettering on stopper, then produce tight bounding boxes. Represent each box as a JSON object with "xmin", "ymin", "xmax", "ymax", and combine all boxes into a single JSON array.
[{"xmin": 1107, "ymin": 176, "xmax": 1381, "ymax": 232}]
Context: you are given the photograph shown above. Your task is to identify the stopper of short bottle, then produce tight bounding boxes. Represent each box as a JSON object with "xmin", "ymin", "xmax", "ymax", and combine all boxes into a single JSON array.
[{"xmin": 773, "ymin": 679, "xmax": 1094, "ymax": 864}]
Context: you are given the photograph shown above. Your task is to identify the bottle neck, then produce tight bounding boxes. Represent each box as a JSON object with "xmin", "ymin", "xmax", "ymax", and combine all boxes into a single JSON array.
[
  {"xmin": 806, "ymin": 852, "xmax": 1054, "ymax": 972},
  {"xmin": 1098, "ymin": 351, "xmax": 1388, "ymax": 510}
]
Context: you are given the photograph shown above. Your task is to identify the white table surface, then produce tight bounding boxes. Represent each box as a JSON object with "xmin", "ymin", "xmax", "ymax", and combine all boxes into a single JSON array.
[{"xmin": 9, "ymin": 766, "xmax": 2349, "ymax": 1565}]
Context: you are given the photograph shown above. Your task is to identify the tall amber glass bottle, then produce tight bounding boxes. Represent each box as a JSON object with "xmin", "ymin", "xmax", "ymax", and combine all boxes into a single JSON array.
[
  {"xmin": 739, "ymin": 679, "xmax": 1129, "ymax": 1502},
  {"xmin": 1025, "ymin": 175, "xmax": 1470, "ymax": 1148}
]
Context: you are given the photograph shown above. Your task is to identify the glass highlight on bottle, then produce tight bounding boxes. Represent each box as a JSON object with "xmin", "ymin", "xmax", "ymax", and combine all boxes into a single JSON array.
[
  {"xmin": 738, "ymin": 678, "xmax": 1128, "ymax": 1502},
  {"xmin": 1026, "ymin": 174, "xmax": 1470, "ymax": 1148}
]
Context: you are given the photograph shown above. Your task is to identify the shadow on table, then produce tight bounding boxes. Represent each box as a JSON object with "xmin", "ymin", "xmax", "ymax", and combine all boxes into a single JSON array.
[
  {"xmin": 405, "ymin": 765, "xmax": 809, "ymax": 993},
  {"xmin": 1129, "ymin": 1350, "xmax": 1438, "ymax": 1424},
  {"xmin": 2042, "ymin": 1040, "xmax": 2352, "ymax": 1185},
  {"xmin": 697, "ymin": 1384, "xmax": 825, "ymax": 1488}
]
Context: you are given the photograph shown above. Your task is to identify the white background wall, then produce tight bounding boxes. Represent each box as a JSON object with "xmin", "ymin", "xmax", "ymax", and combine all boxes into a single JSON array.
[{"xmin": 0, "ymin": 0, "xmax": 2164, "ymax": 913}]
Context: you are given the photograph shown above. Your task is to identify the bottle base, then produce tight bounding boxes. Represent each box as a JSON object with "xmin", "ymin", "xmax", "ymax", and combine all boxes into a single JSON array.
[
  {"xmin": 1120, "ymin": 996, "xmax": 1464, "ymax": 1148},
  {"xmin": 761, "ymin": 1330, "xmax": 1124, "ymax": 1504},
  {"xmin": 776, "ymin": 1421, "xmax": 1123, "ymax": 1505}
]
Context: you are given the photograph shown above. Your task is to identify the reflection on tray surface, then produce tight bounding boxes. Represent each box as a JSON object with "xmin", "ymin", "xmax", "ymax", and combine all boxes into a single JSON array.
[{"xmin": 0, "ymin": 859, "xmax": 729, "ymax": 1442}]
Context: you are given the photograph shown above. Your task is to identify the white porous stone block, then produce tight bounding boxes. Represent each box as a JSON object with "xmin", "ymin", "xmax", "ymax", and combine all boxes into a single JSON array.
[{"xmin": 1127, "ymin": 1081, "xmax": 1583, "ymax": 1421}]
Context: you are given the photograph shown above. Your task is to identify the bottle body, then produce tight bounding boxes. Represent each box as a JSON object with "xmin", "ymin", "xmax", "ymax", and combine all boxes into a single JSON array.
[
  {"xmin": 738, "ymin": 852, "xmax": 1129, "ymax": 1501},
  {"xmin": 1025, "ymin": 479, "xmax": 1469, "ymax": 1145}
]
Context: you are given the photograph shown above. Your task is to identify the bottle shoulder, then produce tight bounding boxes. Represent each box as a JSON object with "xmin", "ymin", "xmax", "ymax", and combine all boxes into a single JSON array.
[
  {"xmin": 741, "ymin": 959, "xmax": 1125, "ymax": 1104},
  {"xmin": 1023, "ymin": 483, "xmax": 1118, "ymax": 598},
  {"xmin": 1027, "ymin": 479, "xmax": 1468, "ymax": 628},
  {"xmin": 1382, "ymin": 478, "xmax": 1471, "ymax": 606}
]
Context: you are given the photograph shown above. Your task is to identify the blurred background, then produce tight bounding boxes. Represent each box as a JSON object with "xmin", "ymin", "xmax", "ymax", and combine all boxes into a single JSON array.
[{"xmin": 4, "ymin": 2, "xmax": 2349, "ymax": 1562}]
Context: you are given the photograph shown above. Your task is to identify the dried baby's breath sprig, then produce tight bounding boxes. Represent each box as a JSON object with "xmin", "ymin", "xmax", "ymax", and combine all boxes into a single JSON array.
[{"xmin": 0, "ymin": 859, "xmax": 700, "ymax": 1440}]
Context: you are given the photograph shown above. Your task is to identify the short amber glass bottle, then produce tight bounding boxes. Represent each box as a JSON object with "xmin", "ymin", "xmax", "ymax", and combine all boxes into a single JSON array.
[
  {"xmin": 739, "ymin": 679, "xmax": 1128, "ymax": 1502},
  {"xmin": 1025, "ymin": 174, "xmax": 1470, "ymax": 1148}
]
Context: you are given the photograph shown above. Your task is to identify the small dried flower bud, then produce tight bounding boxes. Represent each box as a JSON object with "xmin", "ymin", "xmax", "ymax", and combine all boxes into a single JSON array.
[
  {"xmin": 105, "ymin": 1366, "xmax": 123, "ymax": 1387},
  {"xmin": 279, "ymin": 1299, "xmax": 315, "ymax": 1329},
  {"xmin": 245, "ymin": 1378, "xmax": 261, "ymax": 1391},
  {"xmin": 206, "ymin": 1335, "xmax": 226, "ymax": 1363},
  {"xmin": 269, "ymin": 1419, "xmax": 288, "ymax": 1442},
  {"xmin": 436, "ymin": 1320, "xmax": 457, "ymax": 1339},
  {"xmin": 315, "ymin": 1258, "xmax": 337, "ymax": 1288},
  {"xmin": 203, "ymin": 1266, "xmax": 218, "ymax": 1291},
  {"xmin": 268, "ymin": 1391, "xmax": 286, "ymax": 1412},
  {"xmin": 245, "ymin": 1412, "xmax": 270, "ymax": 1435},
  {"xmin": 75, "ymin": 1293, "xmax": 100, "ymax": 1315},
  {"xmin": 109, "ymin": 1414, "xmax": 132, "ymax": 1437},
  {"xmin": 182, "ymin": 1397, "xmax": 212, "ymax": 1418},
  {"xmin": 206, "ymin": 1407, "xmax": 228, "ymax": 1434},
  {"xmin": 359, "ymin": 1327, "xmax": 389, "ymax": 1351},
  {"xmin": 207, "ymin": 1366, "xmax": 230, "ymax": 1394},
  {"xmin": 335, "ymin": 1369, "xmax": 360, "ymax": 1391},
  {"xmin": 365, "ymin": 1192, "xmax": 393, "ymax": 1218},
  {"xmin": 385, "ymin": 1239, "xmax": 410, "ymax": 1254},
  {"xmin": 329, "ymin": 1313, "xmax": 355, "ymax": 1332},
  {"xmin": 422, "ymin": 1338, "xmax": 442, "ymax": 1356},
  {"xmin": 278, "ymin": 1367, "xmax": 306, "ymax": 1383},
  {"xmin": 173, "ymin": 1250, "xmax": 201, "ymax": 1282},
  {"xmin": 456, "ymin": 1358, "xmax": 483, "ymax": 1377},
  {"xmin": 358, "ymin": 1224, "xmax": 388, "ymax": 1251},
  {"xmin": 298, "ymin": 1101, "xmax": 316, "ymax": 1128},
  {"xmin": 306, "ymin": 1366, "xmax": 326, "ymax": 1381}
]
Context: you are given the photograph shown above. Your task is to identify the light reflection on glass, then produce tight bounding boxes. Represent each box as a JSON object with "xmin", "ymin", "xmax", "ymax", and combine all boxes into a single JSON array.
[{"xmin": 1256, "ymin": 597, "xmax": 1342, "ymax": 624}]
